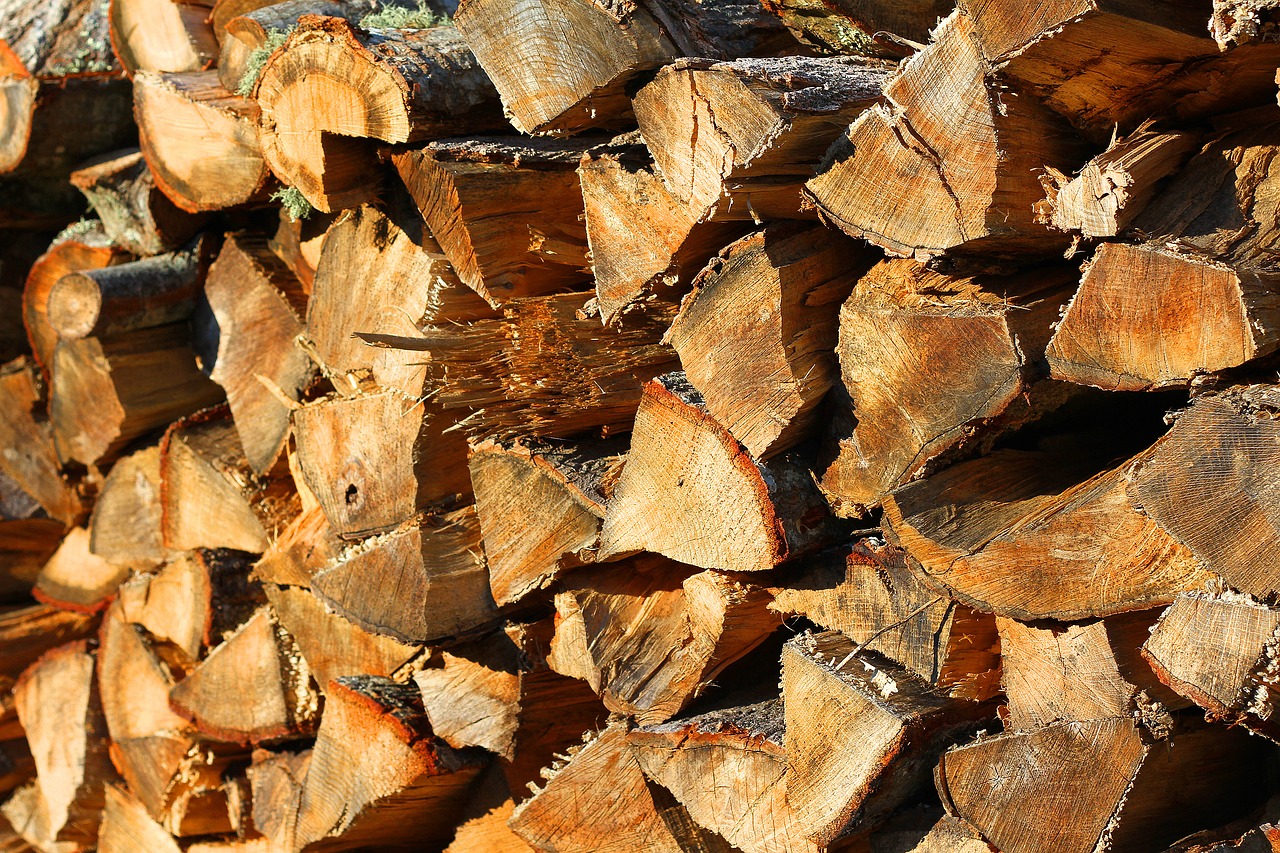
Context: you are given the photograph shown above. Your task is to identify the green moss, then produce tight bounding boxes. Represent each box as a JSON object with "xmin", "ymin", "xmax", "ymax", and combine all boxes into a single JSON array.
[
  {"xmin": 272, "ymin": 186, "xmax": 314, "ymax": 221},
  {"xmin": 360, "ymin": 2, "xmax": 451, "ymax": 29},
  {"xmin": 236, "ymin": 28, "xmax": 291, "ymax": 96}
]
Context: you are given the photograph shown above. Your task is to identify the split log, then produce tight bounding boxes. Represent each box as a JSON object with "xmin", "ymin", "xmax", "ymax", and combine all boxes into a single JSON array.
[
  {"xmin": 255, "ymin": 16, "xmax": 506, "ymax": 212},
  {"xmin": 0, "ymin": 521, "xmax": 65, "ymax": 603},
  {"xmin": 108, "ymin": 0, "xmax": 219, "ymax": 74},
  {"xmin": 160, "ymin": 410, "xmax": 297, "ymax": 553},
  {"xmin": 392, "ymin": 136, "xmax": 594, "ymax": 306},
  {"xmin": 97, "ymin": 785, "xmax": 181, "ymax": 853},
  {"xmin": 246, "ymin": 747, "xmax": 309, "ymax": 851},
  {"xmin": 453, "ymin": 0, "xmax": 795, "ymax": 135},
  {"xmin": 168, "ymin": 605, "xmax": 319, "ymax": 744},
  {"xmin": 882, "ymin": 431, "xmax": 1213, "ymax": 621},
  {"xmin": 468, "ymin": 435, "xmax": 624, "ymax": 607},
  {"xmin": 50, "ymin": 325, "xmax": 224, "ymax": 469},
  {"xmin": 781, "ymin": 630, "xmax": 990, "ymax": 846},
  {"xmin": 133, "ymin": 71, "xmax": 273, "ymax": 213},
  {"xmin": 1143, "ymin": 591, "xmax": 1280, "ymax": 741},
  {"xmin": 68, "ymin": 149, "xmax": 205, "ymax": 256},
  {"xmin": 22, "ymin": 223, "xmax": 130, "ymax": 375},
  {"xmin": 579, "ymin": 134, "xmax": 749, "ymax": 325},
  {"xmin": 759, "ymin": 0, "xmax": 949, "ymax": 54},
  {"xmin": 204, "ymin": 233, "xmax": 312, "ymax": 475},
  {"xmin": 284, "ymin": 676, "xmax": 487, "ymax": 852},
  {"xmin": 310, "ymin": 507, "xmax": 497, "ymax": 644},
  {"xmin": 1035, "ymin": 124, "xmax": 1199, "ymax": 238},
  {"xmin": 33, "ymin": 527, "xmax": 130, "ymax": 614},
  {"xmin": 1125, "ymin": 386, "xmax": 1280, "ymax": 599},
  {"xmin": 0, "ymin": 643, "xmax": 115, "ymax": 852},
  {"xmin": 46, "ymin": 236, "xmax": 209, "ymax": 341},
  {"xmin": 936, "ymin": 717, "xmax": 1269, "ymax": 853},
  {"xmin": 509, "ymin": 722, "xmax": 726, "ymax": 853},
  {"xmin": 250, "ymin": 499, "xmax": 341, "ymax": 588},
  {"xmin": 547, "ymin": 556, "xmax": 779, "ymax": 724},
  {"xmin": 361, "ymin": 291, "xmax": 678, "ymax": 437},
  {"xmin": 0, "ymin": 359, "xmax": 83, "ymax": 525},
  {"xmin": 87, "ymin": 445, "xmax": 167, "ymax": 569},
  {"xmin": 634, "ymin": 56, "xmax": 890, "ymax": 222},
  {"xmin": 629, "ymin": 696, "xmax": 818, "ymax": 853},
  {"xmin": 819, "ymin": 258, "xmax": 1076, "ymax": 513},
  {"xmin": 305, "ymin": 200, "xmax": 496, "ymax": 398},
  {"xmin": 292, "ymin": 388, "xmax": 471, "ymax": 538},
  {"xmin": 599, "ymin": 372, "xmax": 845, "ymax": 572},
  {"xmin": 264, "ymin": 584, "xmax": 418, "ymax": 690},
  {"xmin": 771, "ymin": 539, "xmax": 1001, "ymax": 702},
  {"xmin": 805, "ymin": 9, "xmax": 1087, "ymax": 260},
  {"xmin": 663, "ymin": 225, "xmax": 872, "ymax": 459}
]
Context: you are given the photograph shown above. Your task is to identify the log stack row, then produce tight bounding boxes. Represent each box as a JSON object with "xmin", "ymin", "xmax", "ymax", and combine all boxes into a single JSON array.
[{"xmin": 4, "ymin": 0, "xmax": 1280, "ymax": 850}]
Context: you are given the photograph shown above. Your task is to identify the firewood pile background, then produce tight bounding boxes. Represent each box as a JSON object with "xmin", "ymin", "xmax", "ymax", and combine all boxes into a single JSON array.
[{"xmin": 5, "ymin": 0, "xmax": 1280, "ymax": 850}]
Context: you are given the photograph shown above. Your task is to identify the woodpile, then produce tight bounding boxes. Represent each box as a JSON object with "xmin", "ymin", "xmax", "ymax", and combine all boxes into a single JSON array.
[{"xmin": 7, "ymin": 0, "xmax": 1280, "ymax": 851}]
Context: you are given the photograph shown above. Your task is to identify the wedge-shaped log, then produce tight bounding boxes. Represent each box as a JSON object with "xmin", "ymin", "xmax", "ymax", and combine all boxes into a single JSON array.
[
  {"xmin": 600, "ymin": 372, "xmax": 843, "ymax": 572},
  {"xmin": 256, "ymin": 16, "xmax": 505, "ymax": 212},
  {"xmin": 306, "ymin": 200, "xmax": 496, "ymax": 397},
  {"xmin": 293, "ymin": 388, "xmax": 471, "ymax": 538},
  {"xmin": 98, "ymin": 784, "xmax": 181, "ymax": 853},
  {"xmin": 806, "ymin": 10, "xmax": 1086, "ymax": 260},
  {"xmin": 247, "ymin": 747, "xmax": 309, "ymax": 851},
  {"xmin": 1035, "ymin": 124, "xmax": 1199, "ymax": 238},
  {"xmin": 629, "ymin": 696, "xmax": 819, "ymax": 853},
  {"xmin": 1143, "ymin": 591, "xmax": 1280, "ymax": 741},
  {"xmin": 134, "ymin": 71, "xmax": 273, "ymax": 212},
  {"xmin": 665, "ymin": 225, "xmax": 871, "ymax": 459},
  {"xmin": 883, "ymin": 434, "xmax": 1212, "ymax": 621},
  {"xmin": 635, "ymin": 57, "xmax": 889, "ymax": 222},
  {"xmin": 283, "ymin": 676, "xmax": 487, "ymax": 852},
  {"xmin": 454, "ymin": 0, "xmax": 793, "ymax": 135},
  {"xmin": 160, "ymin": 410, "xmax": 296, "ymax": 553},
  {"xmin": 1047, "ymin": 247, "xmax": 1280, "ymax": 392},
  {"xmin": 69, "ymin": 149, "xmax": 205, "ymax": 256},
  {"xmin": 937, "ymin": 717, "xmax": 1269, "ymax": 853},
  {"xmin": 771, "ymin": 540, "xmax": 1000, "ymax": 702},
  {"xmin": 1, "ymin": 643, "xmax": 115, "ymax": 852},
  {"xmin": 782, "ymin": 631, "xmax": 990, "ymax": 846},
  {"xmin": 547, "ymin": 556, "xmax": 779, "ymax": 724},
  {"xmin": 109, "ymin": 0, "xmax": 219, "ymax": 74},
  {"xmin": 34, "ymin": 527, "xmax": 130, "ymax": 614},
  {"xmin": 0, "ymin": 358, "xmax": 82, "ymax": 524},
  {"xmin": 311, "ymin": 507, "xmax": 497, "ymax": 644},
  {"xmin": 469, "ymin": 435, "xmax": 624, "ymax": 606},
  {"xmin": 580, "ymin": 134, "xmax": 749, "ymax": 325},
  {"xmin": 509, "ymin": 722, "xmax": 724, "ymax": 853},
  {"xmin": 821, "ymin": 258, "xmax": 1075, "ymax": 513},
  {"xmin": 1126, "ymin": 386, "xmax": 1280, "ymax": 599},
  {"xmin": 116, "ymin": 554, "xmax": 212, "ymax": 664},
  {"xmin": 169, "ymin": 606, "xmax": 319, "ymax": 745},
  {"xmin": 51, "ymin": 325, "xmax": 224, "ymax": 469},
  {"xmin": 394, "ymin": 136, "xmax": 595, "ymax": 306}
]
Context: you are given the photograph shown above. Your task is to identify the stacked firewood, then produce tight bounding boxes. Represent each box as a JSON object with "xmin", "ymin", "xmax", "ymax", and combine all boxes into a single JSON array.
[{"xmin": 5, "ymin": 0, "xmax": 1280, "ymax": 850}]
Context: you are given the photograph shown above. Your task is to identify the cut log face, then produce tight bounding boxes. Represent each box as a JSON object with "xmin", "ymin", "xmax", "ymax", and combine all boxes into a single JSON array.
[
  {"xmin": 286, "ymin": 676, "xmax": 486, "ymax": 852},
  {"xmin": 820, "ymin": 258, "xmax": 1076, "ymax": 513},
  {"xmin": 1126, "ymin": 386, "xmax": 1280, "ymax": 599},
  {"xmin": 247, "ymin": 747, "xmax": 310, "ymax": 851},
  {"xmin": 805, "ymin": 9, "xmax": 1086, "ymax": 260},
  {"xmin": 69, "ymin": 148, "xmax": 205, "ymax": 257},
  {"xmin": 469, "ymin": 436, "xmax": 624, "ymax": 607},
  {"xmin": 205, "ymin": 233, "xmax": 312, "ymax": 475},
  {"xmin": 771, "ymin": 540, "xmax": 1001, "ymax": 702},
  {"xmin": 883, "ymin": 434, "xmax": 1213, "ymax": 622},
  {"xmin": 781, "ymin": 631, "xmax": 990, "ymax": 846},
  {"xmin": 579, "ymin": 135, "xmax": 750, "ymax": 325},
  {"xmin": 34, "ymin": 527, "xmax": 131, "ymax": 614},
  {"xmin": 251, "ymin": 498, "xmax": 342, "ymax": 588},
  {"xmin": 116, "ymin": 554, "xmax": 211, "ymax": 663},
  {"xmin": 134, "ymin": 71, "xmax": 272, "ymax": 213},
  {"xmin": 255, "ymin": 16, "xmax": 505, "ymax": 212},
  {"xmin": 634, "ymin": 57, "xmax": 890, "ymax": 222},
  {"xmin": 600, "ymin": 372, "xmax": 843, "ymax": 572},
  {"xmin": 936, "ymin": 718, "xmax": 1270, "ymax": 853},
  {"xmin": 629, "ymin": 697, "xmax": 820, "ymax": 853},
  {"xmin": 98, "ymin": 784, "xmax": 182, "ymax": 853},
  {"xmin": 1035, "ymin": 124, "xmax": 1200, "ymax": 238},
  {"xmin": 393, "ymin": 136, "xmax": 594, "ymax": 306},
  {"xmin": 310, "ymin": 507, "xmax": 497, "ymax": 644},
  {"xmin": 292, "ymin": 389, "xmax": 471, "ymax": 538},
  {"xmin": 1143, "ymin": 591, "xmax": 1280, "ymax": 741},
  {"xmin": 665, "ymin": 225, "xmax": 872, "ymax": 459},
  {"xmin": 1046, "ymin": 244, "xmax": 1280, "ymax": 392},
  {"xmin": 0, "ymin": 358, "xmax": 82, "ymax": 525},
  {"xmin": 109, "ymin": 0, "xmax": 219, "ymax": 73},
  {"xmin": 548, "ymin": 556, "xmax": 779, "ymax": 724}
]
